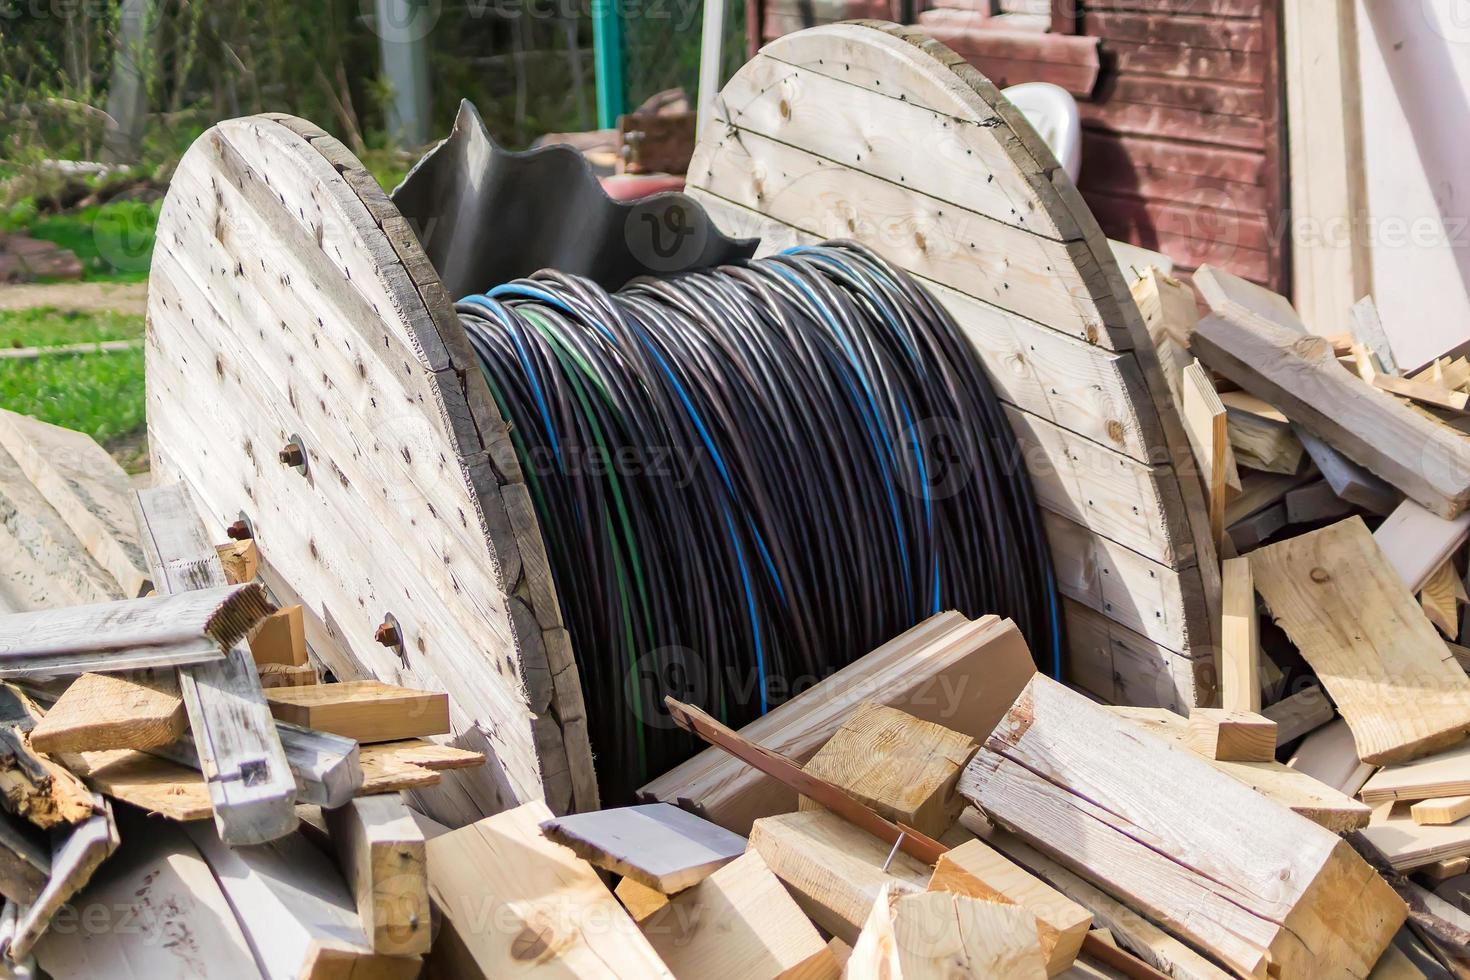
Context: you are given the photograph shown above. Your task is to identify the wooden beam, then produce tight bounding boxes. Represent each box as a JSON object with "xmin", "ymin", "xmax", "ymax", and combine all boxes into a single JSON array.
[
  {"xmin": 1250, "ymin": 517, "xmax": 1470, "ymax": 764},
  {"xmin": 1191, "ymin": 306, "xmax": 1470, "ymax": 518},
  {"xmin": 1349, "ymin": 296, "xmax": 1399, "ymax": 375},
  {"xmin": 539, "ymin": 802, "xmax": 746, "ymax": 894},
  {"xmin": 1186, "ymin": 708, "xmax": 1277, "ymax": 762},
  {"xmin": 1262, "ymin": 685, "xmax": 1336, "ymax": 744},
  {"xmin": 1181, "ymin": 361, "xmax": 1228, "ymax": 548},
  {"xmin": 0, "ymin": 583, "xmax": 271, "ymax": 678},
  {"xmin": 848, "ymin": 885, "xmax": 1049, "ymax": 979},
  {"xmin": 265, "ymin": 682, "xmax": 449, "ymax": 744},
  {"xmin": 961, "ymin": 673, "xmax": 1405, "ymax": 977},
  {"xmin": 1294, "ymin": 425, "xmax": 1399, "ymax": 516},
  {"xmin": 1111, "ymin": 706, "xmax": 1370, "ymax": 833},
  {"xmin": 258, "ymin": 662, "xmax": 319, "ymax": 689},
  {"xmin": 641, "ymin": 614, "xmax": 1034, "ymax": 835},
  {"xmin": 930, "ymin": 838, "xmax": 1091, "ymax": 975},
  {"xmin": 29, "ymin": 671, "xmax": 186, "ymax": 754},
  {"xmin": 250, "ymin": 604, "xmax": 307, "ymax": 666},
  {"xmin": 324, "ymin": 794, "xmax": 430, "ymax": 955},
  {"xmin": 423, "ymin": 800, "xmax": 672, "ymax": 978},
  {"xmin": 152, "ymin": 719, "xmax": 363, "ymax": 810},
  {"xmin": 799, "ymin": 702, "xmax": 977, "ymax": 838},
  {"xmin": 133, "ymin": 484, "xmax": 297, "ymax": 845},
  {"xmin": 637, "ymin": 850, "xmax": 836, "ymax": 980},
  {"xmin": 1220, "ymin": 556, "xmax": 1261, "ymax": 712},
  {"xmin": 1374, "ymin": 500, "xmax": 1470, "ymax": 594},
  {"xmin": 747, "ymin": 809, "xmax": 931, "ymax": 945},
  {"xmin": 215, "ymin": 539, "xmax": 259, "ymax": 585},
  {"xmin": 1221, "ymin": 390, "xmax": 1304, "ymax": 475},
  {"xmin": 1284, "ymin": 479, "xmax": 1353, "ymax": 525},
  {"xmin": 187, "ymin": 820, "xmax": 420, "ymax": 978}
]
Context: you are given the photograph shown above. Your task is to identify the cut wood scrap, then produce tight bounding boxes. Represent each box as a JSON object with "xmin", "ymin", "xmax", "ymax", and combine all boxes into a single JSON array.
[
  {"xmin": 638, "ymin": 850, "xmax": 836, "ymax": 980},
  {"xmin": 1411, "ymin": 796, "xmax": 1470, "ymax": 827},
  {"xmin": 324, "ymin": 794, "xmax": 430, "ymax": 955},
  {"xmin": 0, "ymin": 727, "xmax": 96, "ymax": 830},
  {"xmin": 1220, "ymin": 556, "xmax": 1261, "ymax": 712},
  {"xmin": 1295, "ymin": 425, "xmax": 1400, "ymax": 516},
  {"xmin": 1194, "ymin": 264, "xmax": 1307, "ymax": 332},
  {"xmin": 961, "ymin": 673, "xmax": 1406, "ymax": 977},
  {"xmin": 1362, "ymin": 802, "xmax": 1470, "ymax": 872},
  {"xmin": 539, "ymin": 802, "xmax": 745, "ymax": 894},
  {"xmin": 58, "ymin": 748, "xmax": 214, "ymax": 821},
  {"xmin": 1374, "ymin": 500, "xmax": 1470, "ymax": 594},
  {"xmin": 265, "ymin": 681, "xmax": 449, "ymax": 744},
  {"xmin": 1422, "ymin": 559, "xmax": 1467, "ymax": 639},
  {"xmin": 0, "ymin": 813, "xmax": 50, "ymax": 904},
  {"xmin": 30, "ymin": 814, "xmax": 263, "ymax": 979},
  {"xmin": 1251, "ymin": 517, "xmax": 1470, "ymax": 765},
  {"xmin": 1228, "ymin": 501, "xmax": 1286, "ymax": 552},
  {"xmin": 153, "ymin": 719, "xmax": 363, "ymax": 810},
  {"xmin": 799, "ymin": 701, "xmax": 977, "ymax": 838},
  {"xmin": 1285, "ymin": 479, "xmax": 1354, "ymax": 525},
  {"xmin": 187, "ymin": 821, "xmax": 420, "ymax": 979},
  {"xmin": 29, "ymin": 670, "xmax": 185, "ymax": 754},
  {"xmin": 423, "ymin": 800, "xmax": 672, "ymax": 979},
  {"xmin": 1220, "ymin": 389, "xmax": 1304, "ymax": 475},
  {"xmin": 358, "ymin": 739, "xmax": 484, "ymax": 788},
  {"xmin": 978, "ymin": 827, "xmax": 1232, "ymax": 980},
  {"xmin": 847, "ymin": 885, "xmax": 1048, "ymax": 980},
  {"xmin": 616, "ymin": 875, "xmax": 669, "ymax": 923},
  {"xmin": 7, "ymin": 795, "xmax": 120, "ymax": 961},
  {"xmin": 1181, "ymin": 360, "xmax": 1229, "ymax": 548},
  {"xmin": 1185, "ymin": 707, "xmax": 1277, "ymax": 762},
  {"xmin": 1225, "ymin": 469, "xmax": 1317, "ymax": 527},
  {"xmin": 1372, "ymin": 372, "xmax": 1470, "ymax": 413},
  {"xmin": 747, "ymin": 809, "xmax": 930, "ymax": 945},
  {"xmin": 641, "ymin": 613, "xmax": 1034, "ymax": 835},
  {"xmin": 1191, "ymin": 305, "xmax": 1470, "ymax": 518},
  {"xmin": 1421, "ymin": 855, "xmax": 1470, "ymax": 884},
  {"xmin": 216, "ymin": 539, "xmax": 259, "ymax": 585},
  {"xmin": 0, "ymin": 409, "xmax": 150, "ymax": 599},
  {"xmin": 0, "ymin": 583, "xmax": 273, "ymax": 679},
  {"xmin": 134, "ymin": 484, "xmax": 296, "ymax": 845},
  {"xmin": 1262, "ymin": 685, "xmax": 1336, "ymax": 744},
  {"xmin": 1289, "ymin": 718, "xmax": 1376, "ymax": 797},
  {"xmin": 1360, "ymin": 742, "xmax": 1470, "ymax": 805},
  {"xmin": 930, "ymin": 838, "xmax": 1091, "ymax": 975},
  {"xmin": 1111, "ymin": 706, "xmax": 1371, "ymax": 832},
  {"xmin": 258, "ymin": 663, "xmax": 319, "ymax": 689},
  {"xmin": 250, "ymin": 604, "xmax": 307, "ymax": 666},
  {"xmin": 1350, "ymin": 296, "xmax": 1400, "ymax": 376}
]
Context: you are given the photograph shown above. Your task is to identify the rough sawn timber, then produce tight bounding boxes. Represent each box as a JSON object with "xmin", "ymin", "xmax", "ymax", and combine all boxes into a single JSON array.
[{"xmin": 687, "ymin": 22, "xmax": 1220, "ymax": 708}]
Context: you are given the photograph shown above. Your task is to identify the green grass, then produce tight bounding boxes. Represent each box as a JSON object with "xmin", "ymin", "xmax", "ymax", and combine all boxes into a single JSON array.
[
  {"xmin": 0, "ymin": 307, "xmax": 147, "ymax": 459},
  {"xmin": 23, "ymin": 200, "xmax": 161, "ymax": 283}
]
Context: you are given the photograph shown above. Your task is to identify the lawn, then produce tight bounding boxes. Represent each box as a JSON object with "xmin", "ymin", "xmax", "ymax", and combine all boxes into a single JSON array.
[
  {"xmin": 20, "ymin": 200, "xmax": 160, "ymax": 283},
  {"xmin": 0, "ymin": 307, "xmax": 147, "ymax": 468}
]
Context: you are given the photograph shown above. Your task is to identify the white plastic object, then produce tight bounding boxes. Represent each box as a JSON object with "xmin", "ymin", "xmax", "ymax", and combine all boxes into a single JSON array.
[{"xmin": 1001, "ymin": 81, "xmax": 1082, "ymax": 183}]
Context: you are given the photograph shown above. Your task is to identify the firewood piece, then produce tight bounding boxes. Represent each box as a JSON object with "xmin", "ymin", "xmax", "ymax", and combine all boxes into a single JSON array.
[
  {"xmin": 539, "ymin": 802, "xmax": 746, "ymax": 894},
  {"xmin": 1186, "ymin": 708, "xmax": 1277, "ymax": 762},
  {"xmin": 1220, "ymin": 556, "xmax": 1261, "ymax": 712},
  {"xmin": 265, "ymin": 681, "xmax": 449, "ymax": 744},
  {"xmin": 847, "ymin": 885, "xmax": 1048, "ymax": 979},
  {"xmin": 0, "ymin": 583, "xmax": 272, "ymax": 678},
  {"xmin": 799, "ymin": 702, "xmax": 977, "ymax": 838},
  {"xmin": 215, "ymin": 539, "xmax": 259, "ymax": 585},
  {"xmin": 324, "ymin": 794, "xmax": 431, "ymax": 955},
  {"xmin": 930, "ymin": 838, "xmax": 1091, "ymax": 975},
  {"xmin": 1220, "ymin": 390, "xmax": 1304, "ymax": 475},
  {"xmin": 638, "ymin": 850, "xmax": 835, "ymax": 980},
  {"xmin": 960, "ymin": 673, "xmax": 1406, "ymax": 977},
  {"xmin": 0, "ymin": 727, "xmax": 96, "ymax": 830},
  {"xmin": 29, "ymin": 670, "xmax": 185, "ymax": 754},
  {"xmin": 1181, "ymin": 360, "xmax": 1230, "ymax": 547},
  {"xmin": 1410, "ymin": 796, "xmax": 1470, "ymax": 827},
  {"xmin": 250, "ymin": 604, "xmax": 307, "ymax": 666}
]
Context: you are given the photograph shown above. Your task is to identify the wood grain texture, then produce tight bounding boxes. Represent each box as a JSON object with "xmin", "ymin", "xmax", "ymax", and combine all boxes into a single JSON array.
[
  {"xmin": 929, "ymin": 838, "xmax": 1091, "ymax": 975},
  {"xmin": 134, "ymin": 484, "xmax": 297, "ymax": 844},
  {"xmin": 961, "ymin": 674, "xmax": 1405, "ymax": 977},
  {"xmin": 1180, "ymin": 361, "xmax": 1227, "ymax": 548},
  {"xmin": 1220, "ymin": 556, "xmax": 1261, "ymax": 711},
  {"xmin": 29, "ymin": 670, "xmax": 186, "ymax": 753},
  {"xmin": 540, "ymin": 802, "xmax": 746, "ymax": 894},
  {"xmin": 848, "ymin": 885, "xmax": 1049, "ymax": 979},
  {"xmin": 1261, "ymin": 685, "xmax": 1335, "ymax": 744},
  {"xmin": 324, "ymin": 793, "xmax": 431, "ymax": 955},
  {"xmin": 265, "ymin": 681, "xmax": 449, "ymax": 744},
  {"xmin": 1185, "ymin": 707, "xmax": 1277, "ymax": 762},
  {"xmin": 1410, "ymin": 796, "xmax": 1470, "ymax": 827},
  {"xmin": 688, "ymin": 21, "xmax": 1222, "ymax": 706},
  {"xmin": 638, "ymin": 850, "xmax": 834, "ymax": 980},
  {"xmin": 799, "ymin": 701, "xmax": 977, "ymax": 837},
  {"xmin": 423, "ymin": 800, "xmax": 672, "ymax": 978},
  {"xmin": 250, "ymin": 605, "xmax": 307, "ymax": 667},
  {"xmin": 1250, "ymin": 517, "xmax": 1470, "ymax": 764}
]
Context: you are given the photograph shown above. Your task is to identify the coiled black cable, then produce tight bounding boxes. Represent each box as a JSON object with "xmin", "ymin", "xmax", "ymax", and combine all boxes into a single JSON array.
[{"xmin": 457, "ymin": 241, "xmax": 1060, "ymax": 802}]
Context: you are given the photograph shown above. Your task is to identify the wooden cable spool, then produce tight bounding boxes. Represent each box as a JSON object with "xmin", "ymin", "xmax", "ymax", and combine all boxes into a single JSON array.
[{"xmin": 146, "ymin": 22, "xmax": 1218, "ymax": 826}]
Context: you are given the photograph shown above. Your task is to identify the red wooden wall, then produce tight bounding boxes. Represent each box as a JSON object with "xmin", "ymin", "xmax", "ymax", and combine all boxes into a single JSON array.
[{"xmin": 747, "ymin": 0, "xmax": 1289, "ymax": 293}]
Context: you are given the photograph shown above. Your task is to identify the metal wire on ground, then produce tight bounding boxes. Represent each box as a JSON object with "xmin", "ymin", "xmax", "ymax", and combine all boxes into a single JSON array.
[{"xmin": 457, "ymin": 241, "xmax": 1061, "ymax": 801}]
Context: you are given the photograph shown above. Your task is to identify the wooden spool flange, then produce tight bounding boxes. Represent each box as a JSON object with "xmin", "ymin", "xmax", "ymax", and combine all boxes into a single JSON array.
[{"xmin": 147, "ymin": 24, "xmax": 1219, "ymax": 827}]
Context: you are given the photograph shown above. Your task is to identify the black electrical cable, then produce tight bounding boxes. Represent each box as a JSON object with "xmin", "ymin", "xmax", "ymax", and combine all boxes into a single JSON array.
[{"xmin": 456, "ymin": 241, "xmax": 1061, "ymax": 802}]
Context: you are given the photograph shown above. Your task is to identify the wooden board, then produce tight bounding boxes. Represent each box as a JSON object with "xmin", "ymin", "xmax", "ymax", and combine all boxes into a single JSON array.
[
  {"xmin": 146, "ymin": 112, "xmax": 593, "ymax": 823},
  {"xmin": 848, "ymin": 885, "xmax": 1049, "ymax": 978},
  {"xmin": 30, "ymin": 670, "xmax": 186, "ymax": 754},
  {"xmin": 1220, "ymin": 556, "xmax": 1261, "ymax": 711},
  {"xmin": 1250, "ymin": 518, "xmax": 1470, "ymax": 764},
  {"xmin": 264, "ymin": 681, "xmax": 450, "ymax": 743},
  {"xmin": 539, "ymin": 802, "xmax": 747, "ymax": 893},
  {"xmin": 1185, "ymin": 707, "xmax": 1277, "ymax": 762},
  {"xmin": 323, "ymin": 793, "xmax": 431, "ymax": 955},
  {"xmin": 423, "ymin": 800, "xmax": 673, "ymax": 978},
  {"xmin": 1288, "ymin": 717, "xmax": 1374, "ymax": 797},
  {"xmin": 961, "ymin": 673, "xmax": 1405, "ymax": 977},
  {"xmin": 1360, "ymin": 802, "xmax": 1470, "ymax": 872},
  {"xmin": 1373, "ymin": 500, "xmax": 1470, "ymax": 594},
  {"xmin": 687, "ymin": 21, "xmax": 1221, "ymax": 707},
  {"xmin": 1360, "ymin": 742, "xmax": 1470, "ymax": 805}
]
